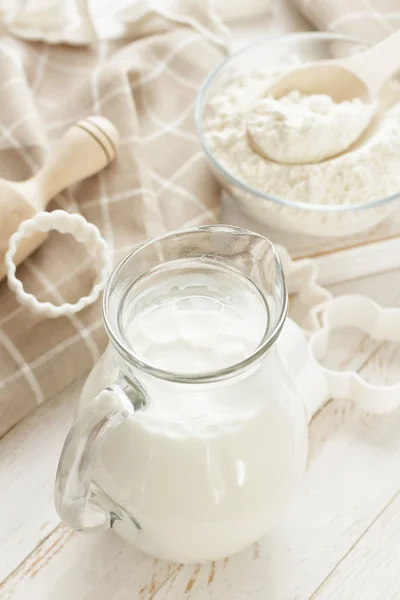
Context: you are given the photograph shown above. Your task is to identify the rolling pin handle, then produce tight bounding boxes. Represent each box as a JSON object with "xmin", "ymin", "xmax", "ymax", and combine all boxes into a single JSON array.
[{"xmin": 32, "ymin": 116, "xmax": 120, "ymax": 209}]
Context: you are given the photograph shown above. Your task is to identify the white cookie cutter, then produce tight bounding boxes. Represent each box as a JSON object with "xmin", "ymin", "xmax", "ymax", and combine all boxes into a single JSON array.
[
  {"xmin": 275, "ymin": 248, "xmax": 400, "ymax": 419},
  {"xmin": 276, "ymin": 244, "xmax": 332, "ymax": 326},
  {"xmin": 282, "ymin": 295, "xmax": 400, "ymax": 421},
  {"xmin": 307, "ymin": 295, "xmax": 400, "ymax": 416},
  {"xmin": 5, "ymin": 210, "xmax": 111, "ymax": 318}
]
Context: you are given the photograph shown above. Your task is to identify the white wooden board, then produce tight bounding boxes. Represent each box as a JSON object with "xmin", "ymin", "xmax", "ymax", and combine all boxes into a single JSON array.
[
  {"xmin": 1, "ymin": 270, "xmax": 399, "ymax": 600},
  {"xmin": 0, "ymin": 382, "xmax": 79, "ymax": 581},
  {"xmin": 313, "ymin": 490, "xmax": 400, "ymax": 600}
]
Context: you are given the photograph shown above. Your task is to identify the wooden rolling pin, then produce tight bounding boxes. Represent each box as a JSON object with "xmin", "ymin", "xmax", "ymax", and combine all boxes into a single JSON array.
[{"xmin": 0, "ymin": 116, "xmax": 119, "ymax": 281}]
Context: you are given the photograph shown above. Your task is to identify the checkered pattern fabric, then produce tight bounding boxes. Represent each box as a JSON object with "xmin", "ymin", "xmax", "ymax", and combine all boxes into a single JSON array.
[{"xmin": 0, "ymin": 3, "xmax": 227, "ymax": 436}]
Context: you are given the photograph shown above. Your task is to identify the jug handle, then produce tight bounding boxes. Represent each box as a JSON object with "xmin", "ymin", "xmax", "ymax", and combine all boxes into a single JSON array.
[{"xmin": 55, "ymin": 377, "xmax": 140, "ymax": 532}]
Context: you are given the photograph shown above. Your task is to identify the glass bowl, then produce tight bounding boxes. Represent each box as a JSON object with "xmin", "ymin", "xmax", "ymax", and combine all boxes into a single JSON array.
[{"xmin": 195, "ymin": 32, "xmax": 400, "ymax": 238}]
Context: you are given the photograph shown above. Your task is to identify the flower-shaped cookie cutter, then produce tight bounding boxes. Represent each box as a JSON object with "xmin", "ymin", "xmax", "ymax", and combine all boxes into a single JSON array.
[
  {"xmin": 306, "ymin": 295, "xmax": 400, "ymax": 417},
  {"xmin": 276, "ymin": 244, "xmax": 332, "ymax": 326}
]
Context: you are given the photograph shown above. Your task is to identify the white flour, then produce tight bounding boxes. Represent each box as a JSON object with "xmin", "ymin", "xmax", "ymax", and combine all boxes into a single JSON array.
[
  {"xmin": 246, "ymin": 90, "xmax": 375, "ymax": 164},
  {"xmin": 205, "ymin": 67, "xmax": 400, "ymax": 209}
]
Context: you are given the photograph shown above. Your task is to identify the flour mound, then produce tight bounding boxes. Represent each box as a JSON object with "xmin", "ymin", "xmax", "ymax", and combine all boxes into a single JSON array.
[
  {"xmin": 205, "ymin": 67, "xmax": 400, "ymax": 209},
  {"xmin": 246, "ymin": 90, "xmax": 375, "ymax": 164}
]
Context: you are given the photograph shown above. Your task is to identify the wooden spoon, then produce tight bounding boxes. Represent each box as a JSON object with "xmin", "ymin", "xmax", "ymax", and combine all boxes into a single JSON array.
[
  {"xmin": 267, "ymin": 30, "xmax": 400, "ymax": 102},
  {"xmin": 0, "ymin": 116, "xmax": 119, "ymax": 281}
]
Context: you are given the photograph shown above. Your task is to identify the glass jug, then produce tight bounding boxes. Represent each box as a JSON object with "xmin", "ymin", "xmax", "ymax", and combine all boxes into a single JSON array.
[{"xmin": 55, "ymin": 226, "xmax": 308, "ymax": 563}]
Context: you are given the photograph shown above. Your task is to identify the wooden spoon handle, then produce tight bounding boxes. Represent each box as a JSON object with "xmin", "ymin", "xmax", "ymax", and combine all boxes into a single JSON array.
[
  {"xmin": 25, "ymin": 116, "xmax": 119, "ymax": 211},
  {"xmin": 0, "ymin": 117, "xmax": 119, "ymax": 282},
  {"xmin": 343, "ymin": 30, "xmax": 400, "ymax": 97}
]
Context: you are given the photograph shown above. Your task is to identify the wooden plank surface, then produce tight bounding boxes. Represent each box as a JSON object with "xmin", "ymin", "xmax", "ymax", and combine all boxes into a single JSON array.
[
  {"xmin": 1, "ymin": 269, "xmax": 399, "ymax": 600},
  {"xmin": 312, "ymin": 344, "xmax": 400, "ymax": 600},
  {"xmin": 313, "ymin": 490, "xmax": 400, "ymax": 600},
  {"xmin": 0, "ymin": 382, "xmax": 78, "ymax": 582}
]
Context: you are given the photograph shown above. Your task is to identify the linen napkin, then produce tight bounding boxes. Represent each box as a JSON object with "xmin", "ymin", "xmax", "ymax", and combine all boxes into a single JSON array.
[
  {"xmin": 0, "ymin": 2, "xmax": 227, "ymax": 436},
  {"xmin": 0, "ymin": 0, "xmax": 269, "ymax": 42},
  {"xmin": 292, "ymin": 0, "xmax": 400, "ymax": 41}
]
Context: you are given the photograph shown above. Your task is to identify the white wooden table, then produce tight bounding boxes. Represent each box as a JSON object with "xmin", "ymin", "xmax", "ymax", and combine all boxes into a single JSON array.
[
  {"xmin": 1, "ymin": 5, "xmax": 400, "ymax": 599},
  {"xmin": 1, "ymin": 248, "xmax": 399, "ymax": 600}
]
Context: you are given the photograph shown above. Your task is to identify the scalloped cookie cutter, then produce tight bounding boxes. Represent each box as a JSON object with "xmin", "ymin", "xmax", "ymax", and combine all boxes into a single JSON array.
[
  {"xmin": 305, "ymin": 295, "xmax": 400, "ymax": 417},
  {"xmin": 5, "ymin": 210, "xmax": 111, "ymax": 318}
]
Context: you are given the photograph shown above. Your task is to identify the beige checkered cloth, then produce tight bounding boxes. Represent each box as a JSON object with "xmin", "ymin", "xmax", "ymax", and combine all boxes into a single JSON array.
[
  {"xmin": 293, "ymin": 0, "xmax": 400, "ymax": 41},
  {"xmin": 0, "ymin": 3, "xmax": 227, "ymax": 436}
]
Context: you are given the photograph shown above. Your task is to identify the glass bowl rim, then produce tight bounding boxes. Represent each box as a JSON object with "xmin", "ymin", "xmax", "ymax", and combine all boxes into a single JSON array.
[{"xmin": 195, "ymin": 31, "xmax": 400, "ymax": 213}]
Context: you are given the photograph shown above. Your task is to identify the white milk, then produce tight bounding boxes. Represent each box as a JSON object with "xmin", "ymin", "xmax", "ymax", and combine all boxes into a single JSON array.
[{"xmin": 79, "ymin": 263, "xmax": 308, "ymax": 562}]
